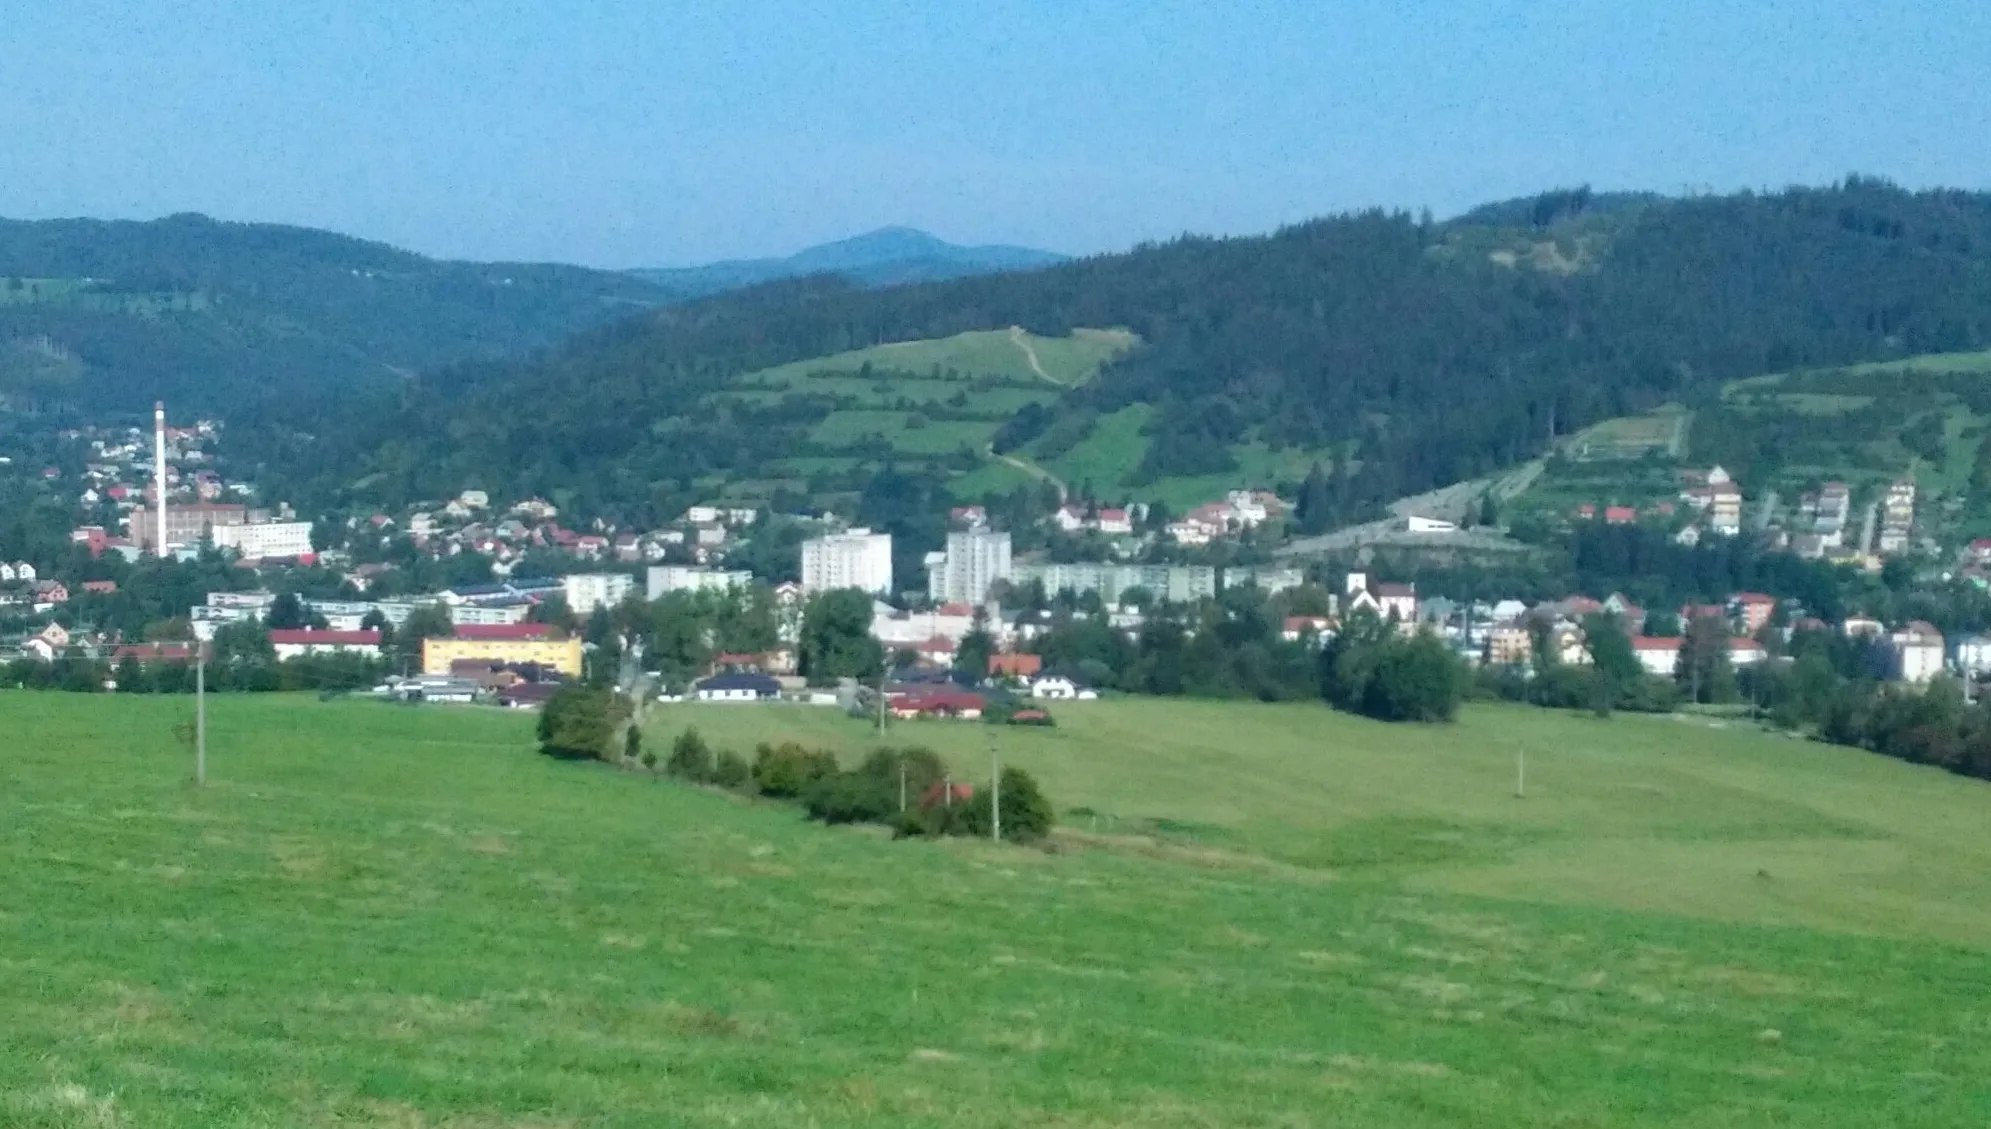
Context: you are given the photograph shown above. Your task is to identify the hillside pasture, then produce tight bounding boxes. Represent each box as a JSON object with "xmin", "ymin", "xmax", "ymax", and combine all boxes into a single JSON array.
[{"xmin": 6, "ymin": 692, "xmax": 1991, "ymax": 1127}]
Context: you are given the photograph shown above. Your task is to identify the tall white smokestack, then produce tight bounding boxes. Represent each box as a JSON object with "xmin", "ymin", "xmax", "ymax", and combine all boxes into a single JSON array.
[{"xmin": 154, "ymin": 401, "xmax": 168, "ymax": 558}]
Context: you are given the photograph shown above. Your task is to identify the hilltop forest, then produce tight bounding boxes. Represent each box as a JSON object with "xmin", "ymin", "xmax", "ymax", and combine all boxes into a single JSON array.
[
  {"xmin": 0, "ymin": 213, "xmax": 676, "ymax": 418},
  {"xmin": 235, "ymin": 179, "xmax": 1991, "ymax": 526}
]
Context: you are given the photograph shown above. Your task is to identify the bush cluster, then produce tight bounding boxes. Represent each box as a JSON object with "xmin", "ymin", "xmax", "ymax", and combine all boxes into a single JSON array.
[{"xmin": 655, "ymin": 728, "xmax": 1055, "ymax": 843}]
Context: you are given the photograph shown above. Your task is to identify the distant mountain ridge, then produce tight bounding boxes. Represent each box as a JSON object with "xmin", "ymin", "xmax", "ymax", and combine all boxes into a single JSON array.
[
  {"xmin": 0, "ymin": 212, "xmax": 678, "ymax": 417},
  {"xmin": 630, "ymin": 226, "xmax": 1068, "ymax": 297}
]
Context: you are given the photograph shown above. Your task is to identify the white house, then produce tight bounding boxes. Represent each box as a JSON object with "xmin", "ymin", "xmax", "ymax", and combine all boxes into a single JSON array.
[
  {"xmin": 694, "ymin": 673, "xmax": 782, "ymax": 701},
  {"xmin": 269, "ymin": 629, "xmax": 382, "ymax": 660},
  {"xmin": 1030, "ymin": 675, "xmax": 1097, "ymax": 701},
  {"xmin": 1403, "ymin": 515, "xmax": 1458, "ymax": 534}
]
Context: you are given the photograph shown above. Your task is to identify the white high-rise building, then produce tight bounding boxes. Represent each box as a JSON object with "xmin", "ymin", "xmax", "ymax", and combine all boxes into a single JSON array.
[
  {"xmin": 646, "ymin": 566, "xmax": 752, "ymax": 600},
  {"xmin": 563, "ymin": 572, "xmax": 636, "ymax": 616},
  {"xmin": 928, "ymin": 529, "xmax": 1011, "ymax": 605},
  {"xmin": 800, "ymin": 529, "xmax": 893, "ymax": 596}
]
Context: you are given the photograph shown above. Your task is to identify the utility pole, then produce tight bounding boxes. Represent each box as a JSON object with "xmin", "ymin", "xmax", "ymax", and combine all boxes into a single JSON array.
[
  {"xmin": 1514, "ymin": 748, "xmax": 1524, "ymax": 799},
  {"xmin": 195, "ymin": 651, "xmax": 207, "ymax": 787},
  {"xmin": 990, "ymin": 731, "xmax": 1001, "ymax": 843},
  {"xmin": 876, "ymin": 666, "xmax": 888, "ymax": 734},
  {"xmin": 899, "ymin": 755, "xmax": 908, "ymax": 813}
]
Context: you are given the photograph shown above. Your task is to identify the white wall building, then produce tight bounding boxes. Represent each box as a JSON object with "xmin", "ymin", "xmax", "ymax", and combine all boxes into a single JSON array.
[
  {"xmin": 563, "ymin": 572, "xmax": 635, "ymax": 616},
  {"xmin": 801, "ymin": 529, "xmax": 893, "ymax": 596},
  {"xmin": 1892, "ymin": 622, "xmax": 1946, "ymax": 683},
  {"xmin": 210, "ymin": 521, "xmax": 315, "ymax": 560},
  {"xmin": 646, "ymin": 566, "xmax": 753, "ymax": 600},
  {"xmin": 1011, "ymin": 562, "xmax": 1218, "ymax": 605},
  {"xmin": 928, "ymin": 529, "xmax": 1012, "ymax": 605}
]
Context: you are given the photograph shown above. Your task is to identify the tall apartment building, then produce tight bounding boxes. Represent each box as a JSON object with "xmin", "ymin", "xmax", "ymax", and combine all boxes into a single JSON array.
[
  {"xmin": 1012, "ymin": 562, "xmax": 1218, "ymax": 605},
  {"xmin": 800, "ymin": 529, "xmax": 893, "ymax": 596},
  {"xmin": 928, "ymin": 529, "xmax": 1012, "ymax": 605},
  {"xmin": 562, "ymin": 572, "xmax": 636, "ymax": 616},
  {"xmin": 646, "ymin": 565, "xmax": 753, "ymax": 600}
]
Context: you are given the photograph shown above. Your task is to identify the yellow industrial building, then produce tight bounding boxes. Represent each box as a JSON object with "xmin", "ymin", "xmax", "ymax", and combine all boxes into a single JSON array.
[{"xmin": 421, "ymin": 636, "xmax": 584, "ymax": 678}]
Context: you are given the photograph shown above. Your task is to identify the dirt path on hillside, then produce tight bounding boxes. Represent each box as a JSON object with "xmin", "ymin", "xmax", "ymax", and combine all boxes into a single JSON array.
[
  {"xmin": 984, "ymin": 442, "xmax": 1069, "ymax": 502},
  {"xmin": 1009, "ymin": 326, "xmax": 1060, "ymax": 385}
]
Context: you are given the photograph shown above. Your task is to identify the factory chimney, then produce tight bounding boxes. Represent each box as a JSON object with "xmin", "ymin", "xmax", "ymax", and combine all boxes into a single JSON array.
[{"xmin": 154, "ymin": 401, "xmax": 168, "ymax": 558}]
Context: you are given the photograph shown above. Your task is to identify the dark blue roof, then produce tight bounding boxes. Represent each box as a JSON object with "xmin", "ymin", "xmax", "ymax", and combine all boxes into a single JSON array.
[
  {"xmin": 696, "ymin": 673, "xmax": 781, "ymax": 693},
  {"xmin": 450, "ymin": 583, "xmax": 510, "ymax": 597}
]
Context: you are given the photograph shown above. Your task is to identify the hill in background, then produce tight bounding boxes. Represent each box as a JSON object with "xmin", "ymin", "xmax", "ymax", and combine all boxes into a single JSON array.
[
  {"xmin": 278, "ymin": 179, "xmax": 1991, "ymax": 529},
  {"xmin": 630, "ymin": 226, "xmax": 1068, "ymax": 298},
  {"xmin": 0, "ymin": 212, "xmax": 682, "ymax": 418}
]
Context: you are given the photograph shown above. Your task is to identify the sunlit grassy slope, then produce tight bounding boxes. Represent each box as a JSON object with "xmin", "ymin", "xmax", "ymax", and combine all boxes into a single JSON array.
[{"xmin": 6, "ymin": 692, "xmax": 1991, "ymax": 1127}]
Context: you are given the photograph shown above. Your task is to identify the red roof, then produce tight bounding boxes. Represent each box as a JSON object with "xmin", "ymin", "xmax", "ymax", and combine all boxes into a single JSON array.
[
  {"xmin": 898, "ymin": 690, "xmax": 986, "ymax": 713},
  {"xmin": 1733, "ymin": 592, "xmax": 1776, "ymax": 605},
  {"xmin": 1604, "ymin": 506, "xmax": 1638, "ymax": 523},
  {"xmin": 988, "ymin": 653, "xmax": 1043, "ymax": 677},
  {"xmin": 1576, "ymin": 504, "xmax": 1597, "ymax": 518},
  {"xmin": 1632, "ymin": 636, "xmax": 1683, "ymax": 651},
  {"xmin": 269, "ymin": 630, "xmax": 382, "ymax": 646},
  {"xmin": 455, "ymin": 623, "xmax": 553, "ymax": 641},
  {"xmin": 82, "ymin": 580, "xmax": 118, "ymax": 594},
  {"xmin": 1284, "ymin": 616, "xmax": 1333, "ymax": 632}
]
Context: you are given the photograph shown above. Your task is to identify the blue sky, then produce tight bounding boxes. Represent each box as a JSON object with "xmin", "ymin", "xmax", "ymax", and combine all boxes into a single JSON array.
[{"xmin": 2, "ymin": 0, "xmax": 1987, "ymax": 267}]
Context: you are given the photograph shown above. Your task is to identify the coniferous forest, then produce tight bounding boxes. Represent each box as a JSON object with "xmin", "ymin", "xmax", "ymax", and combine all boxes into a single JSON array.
[{"xmin": 222, "ymin": 179, "xmax": 1991, "ymax": 524}]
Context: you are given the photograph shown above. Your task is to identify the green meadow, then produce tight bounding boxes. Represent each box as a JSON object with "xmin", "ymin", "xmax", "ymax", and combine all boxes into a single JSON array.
[{"xmin": 5, "ymin": 692, "xmax": 1991, "ymax": 1127}]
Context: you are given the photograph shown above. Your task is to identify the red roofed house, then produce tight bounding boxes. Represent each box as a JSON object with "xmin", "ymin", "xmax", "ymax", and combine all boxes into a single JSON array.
[
  {"xmin": 1604, "ymin": 505, "xmax": 1638, "ymax": 524},
  {"xmin": 988, "ymin": 652, "xmax": 1044, "ymax": 679},
  {"xmin": 1731, "ymin": 592, "xmax": 1777, "ymax": 634},
  {"xmin": 915, "ymin": 636, "xmax": 959, "ymax": 667},
  {"xmin": 1631, "ymin": 636, "xmax": 1683, "ymax": 677},
  {"xmin": 1576, "ymin": 503, "xmax": 1597, "ymax": 519},
  {"xmin": 893, "ymin": 689, "xmax": 987, "ymax": 720},
  {"xmin": 82, "ymin": 580, "xmax": 118, "ymax": 595},
  {"xmin": 1680, "ymin": 603, "xmax": 1727, "ymax": 624},
  {"xmin": 269, "ymin": 629, "xmax": 383, "ymax": 660},
  {"xmin": 1281, "ymin": 616, "xmax": 1336, "ymax": 643},
  {"xmin": 1094, "ymin": 508, "xmax": 1134, "ymax": 536}
]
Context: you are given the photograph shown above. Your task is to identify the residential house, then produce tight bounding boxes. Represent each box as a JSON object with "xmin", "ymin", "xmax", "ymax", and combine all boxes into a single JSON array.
[
  {"xmin": 987, "ymin": 652, "xmax": 1043, "ymax": 680},
  {"xmin": 1094, "ymin": 508, "xmax": 1134, "ymax": 536},
  {"xmin": 1631, "ymin": 636, "xmax": 1683, "ymax": 678},
  {"xmin": 81, "ymin": 580, "xmax": 117, "ymax": 596},
  {"xmin": 1343, "ymin": 572, "xmax": 1415, "ymax": 627},
  {"xmin": 1727, "ymin": 637, "xmax": 1768, "ymax": 666},
  {"xmin": 1604, "ymin": 506, "xmax": 1638, "ymax": 525},
  {"xmin": 892, "ymin": 689, "xmax": 987, "ymax": 720},
  {"xmin": 269, "ymin": 629, "xmax": 382, "ymax": 660},
  {"xmin": 1485, "ymin": 623, "xmax": 1533, "ymax": 666},
  {"xmin": 1890, "ymin": 621, "xmax": 1945, "ymax": 683},
  {"xmin": 22, "ymin": 622, "xmax": 71, "ymax": 662},
  {"xmin": 1030, "ymin": 675, "xmax": 1097, "ymax": 701},
  {"xmin": 694, "ymin": 673, "xmax": 782, "ymax": 702},
  {"xmin": 1281, "ymin": 616, "xmax": 1336, "ymax": 644},
  {"xmin": 1841, "ymin": 615, "xmax": 1885, "ymax": 639},
  {"xmin": 1051, "ymin": 505, "xmax": 1087, "ymax": 533}
]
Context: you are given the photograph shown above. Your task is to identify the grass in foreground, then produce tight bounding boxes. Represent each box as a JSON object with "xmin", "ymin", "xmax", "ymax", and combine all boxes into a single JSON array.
[{"xmin": 4, "ymin": 693, "xmax": 1990, "ymax": 1127}]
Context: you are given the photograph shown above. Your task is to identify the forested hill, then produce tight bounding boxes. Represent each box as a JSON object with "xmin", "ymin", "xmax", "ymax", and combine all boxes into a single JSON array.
[
  {"xmin": 274, "ymin": 179, "xmax": 1991, "ymax": 524},
  {"xmin": 0, "ymin": 213, "xmax": 678, "ymax": 418}
]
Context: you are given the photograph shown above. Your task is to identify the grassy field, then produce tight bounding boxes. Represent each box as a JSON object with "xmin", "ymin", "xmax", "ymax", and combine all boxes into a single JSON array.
[
  {"xmin": 7, "ymin": 692, "xmax": 1991, "ymax": 1127},
  {"xmin": 1030, "ymin": 403, "xmax": 1335, "ymax": 509}
]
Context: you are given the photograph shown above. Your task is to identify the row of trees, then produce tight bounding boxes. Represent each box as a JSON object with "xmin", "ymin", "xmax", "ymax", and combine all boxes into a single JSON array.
[
  {"xmin": 2, "ymin": 650, "xmax": 391, "ymax": 695},
  {"xmin": 535, "ymin": 697, "xmax": 1055, "ymax": 841}
]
